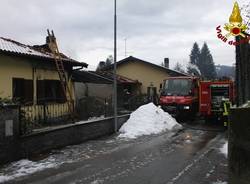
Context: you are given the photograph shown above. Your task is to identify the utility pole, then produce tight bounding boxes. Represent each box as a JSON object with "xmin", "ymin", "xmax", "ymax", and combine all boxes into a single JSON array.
[
  {"xmin": 228, "ymin": 3, "xmax": 250, "ymax": 183},
  {"xmin": 113, "ymin": 0, "xmax": 118, "ymax": 132}
]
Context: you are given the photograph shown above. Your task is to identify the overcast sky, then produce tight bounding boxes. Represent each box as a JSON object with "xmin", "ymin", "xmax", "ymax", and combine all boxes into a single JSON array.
[{"xmin": 1, "ymin": 0, "xmax": 249, "ymax": 70}]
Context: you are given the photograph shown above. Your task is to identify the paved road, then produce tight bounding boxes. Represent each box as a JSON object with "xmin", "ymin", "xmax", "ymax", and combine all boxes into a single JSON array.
[{"xmin": 1, "ymin": 124, "xmax": 228, "ymax": 184}]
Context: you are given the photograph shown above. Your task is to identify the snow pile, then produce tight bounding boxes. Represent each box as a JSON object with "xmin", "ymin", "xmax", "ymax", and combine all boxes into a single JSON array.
[
  {"xmin": 0, "ymin": 159, "xmax": 57, "ymax": 183},
  {"xmin": 220, "ymin": 142, "xmax": 228, "ymax": 157},
  {"xmin": 119, "ymin": 103, "xmax": 182, "ymax": 139}
]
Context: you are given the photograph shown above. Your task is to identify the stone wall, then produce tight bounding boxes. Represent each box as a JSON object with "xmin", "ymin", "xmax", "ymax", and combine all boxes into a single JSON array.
[
  {"xmin": 21, "ymin": 115, "xmax": 129, "ymax": 158},
  {"xmin": 0, "ymin": 106, "xmax": 21, "ymax": 163},
  {"xmin": 0, "ymin": 110, "xmax": 130, "ymax": 165},
  {"xmin": 229, "ymin": 106, "xmax": 250, "ymax": 184}
]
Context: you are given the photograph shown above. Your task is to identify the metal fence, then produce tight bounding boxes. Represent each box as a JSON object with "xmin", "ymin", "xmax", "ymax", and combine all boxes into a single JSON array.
[
  {"xmin": 76, "ymin": 96, "xmax": 113, "ymax": 120},
  {"xmin": 19, "ymin": 102, "xmax": 72, "ymax": 135},
  {"xmin": 125, "ymin": 94, "xmax": 151, "ymax": 111},
  {"xmin": 18, "ymin": 94, "xmax": 149, "ymax": 135}
]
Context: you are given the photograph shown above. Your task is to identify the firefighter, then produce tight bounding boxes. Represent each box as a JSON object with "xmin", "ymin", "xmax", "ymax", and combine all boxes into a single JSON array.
[{"xmin": 221, "ymin": 98, "xmax": 232, "ymax": 126}]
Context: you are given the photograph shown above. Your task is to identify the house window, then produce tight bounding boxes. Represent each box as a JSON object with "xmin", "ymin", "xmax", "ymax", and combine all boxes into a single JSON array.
[
  {"xmin": 12, "ymin": 78, "xmax": 33, "ymax": 104},
  {"xmin": 37, "ymin": 80, "xmax": 66, "ymax": 104}
]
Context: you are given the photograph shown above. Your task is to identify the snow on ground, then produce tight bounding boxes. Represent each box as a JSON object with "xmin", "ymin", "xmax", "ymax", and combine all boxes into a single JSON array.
[
  {"xmin": 212, "ymin": 181, "xmax": 227, "ymax": 184},
  {"xmin": 220, "ymin": 142, "xmax": 228, "ymax": 157},
  {"xmin": 0, "ymin": 159, "xmax": 58, "ymax": 183},
  {"xmin": 88, "ymin": 115, "xmax": 105, "ymax": 121},
  {"xmin": 0, "ymin": 132, "xmax": 145, "ymax": 183},
  {"xmin": 118, "ymin": 103, "xmax": 182, "ymax": 139},
  {"xmin": 90, "ymin": 179, "xmax": 104, "ymax": 184}
]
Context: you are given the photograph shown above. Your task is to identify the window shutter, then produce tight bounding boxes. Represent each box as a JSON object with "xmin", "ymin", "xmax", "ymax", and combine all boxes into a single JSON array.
[
  {"xmin": 37, "ymin": 80, "xmax": 45, "ymax": 104},
  {"xmin": 12, "ymin": 78, "xmax": 24, "ymax": 101},
  {"xmin": 24, "ymin": 80, "xmax": 33, "ymax": 104}
]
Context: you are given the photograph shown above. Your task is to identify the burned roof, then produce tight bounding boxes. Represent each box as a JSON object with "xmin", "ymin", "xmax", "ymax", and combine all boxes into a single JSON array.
[{"xmin": 0, "ymin": 37, "xmax": 88, "ymax": 67}]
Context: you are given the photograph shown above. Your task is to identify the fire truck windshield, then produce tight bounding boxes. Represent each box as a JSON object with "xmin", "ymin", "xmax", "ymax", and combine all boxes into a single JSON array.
[{"xmin": 162, "ymin": 79, "xmax": 192, "ymax": 96}]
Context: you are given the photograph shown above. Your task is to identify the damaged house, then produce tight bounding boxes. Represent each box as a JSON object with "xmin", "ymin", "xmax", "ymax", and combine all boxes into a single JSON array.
[{"xmin": 0, "ymin": 33, "xmax": 87, "ymax": 129}]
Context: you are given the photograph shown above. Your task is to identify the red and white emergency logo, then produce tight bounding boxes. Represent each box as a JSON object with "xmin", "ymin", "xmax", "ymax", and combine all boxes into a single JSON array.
[{"xmin": 216, "ymin": 2, "xmax": 250, "ymax": 46}]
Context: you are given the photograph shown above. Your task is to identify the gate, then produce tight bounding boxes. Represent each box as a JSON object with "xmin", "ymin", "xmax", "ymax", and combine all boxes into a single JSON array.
[{"xmin": 19, "ymin": 102, "xmax": 72, "ymax": 135}]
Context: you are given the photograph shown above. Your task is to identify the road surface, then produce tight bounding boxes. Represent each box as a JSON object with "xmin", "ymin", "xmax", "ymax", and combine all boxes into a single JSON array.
[{"xmin": 0, "ymin": 123, "xmax": 228, "ymax": 184}]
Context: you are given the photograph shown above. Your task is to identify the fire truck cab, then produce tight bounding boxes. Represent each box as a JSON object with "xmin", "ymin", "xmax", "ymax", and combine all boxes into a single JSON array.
[{"xmin": 159, "ymin": 76, "xmax": 199, "ymax": 118}]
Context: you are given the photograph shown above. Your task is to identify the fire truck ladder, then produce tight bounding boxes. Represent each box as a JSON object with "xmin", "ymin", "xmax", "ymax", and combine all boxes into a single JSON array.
[{"xmin": 47, "ymin": 30, "xmax": 74, "ymax": 117}]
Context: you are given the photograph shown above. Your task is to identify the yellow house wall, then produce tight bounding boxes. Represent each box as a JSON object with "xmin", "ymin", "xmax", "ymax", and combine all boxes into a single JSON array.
[
  {"xmin": 0, "ymin": 55, "xmax": 33, "ymax": 98},
  {"xmin": 116, "ymin": 61, "xmax": 170, "ymax": 94},
  {"xmin": 0, "ymin": 54, "xmax": 74, "ymax": 99},
  {"xmin": 0, "ymin": 54, "xmax": 75, "ymax": 118}
]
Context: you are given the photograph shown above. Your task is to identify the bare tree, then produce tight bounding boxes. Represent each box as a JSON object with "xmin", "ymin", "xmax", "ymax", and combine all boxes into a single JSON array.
[{"xmin": 173, "ymin": 62, "xmax": 185, "ymax": 73}]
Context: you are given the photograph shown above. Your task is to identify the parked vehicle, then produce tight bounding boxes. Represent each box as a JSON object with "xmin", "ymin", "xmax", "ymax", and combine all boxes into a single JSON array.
[
  {"xmin": 159, "ymin": 77, "xmax": 234, "ymax": 124},
  {"xmin": 159, "ymin": 76, "xmax": 199, "ymax": 118}
]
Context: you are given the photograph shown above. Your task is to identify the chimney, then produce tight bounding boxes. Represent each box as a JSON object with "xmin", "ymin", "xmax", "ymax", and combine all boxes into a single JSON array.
[
  {"xmin": 97, "ymin": 61, "xmax": 106, "ymax": 71},
  {"xmin": 164, "ymin": 58, "xmax": 169, "ymax": 69},
  {"xmin": 99, "ymin": 61, "xmax": 106, "ymax": 69},
  {"xmin": 46, "ymin": 29, "xmax": 58, "ymax": 54}
]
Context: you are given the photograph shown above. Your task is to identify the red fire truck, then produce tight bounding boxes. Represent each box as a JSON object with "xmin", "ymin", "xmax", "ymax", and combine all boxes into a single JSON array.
[
  {"xmin": 159, "ymin": 76, "xmax": 234, "ymax": 123},
  {"xmin": 159, "ymin": 76, "xmax": 199, "ymax": 118}
]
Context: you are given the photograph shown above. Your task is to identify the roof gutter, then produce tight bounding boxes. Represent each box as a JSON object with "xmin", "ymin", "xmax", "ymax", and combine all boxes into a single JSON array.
[{"xmin": 73, "ymin": 66, "xmax": 84, "ymax": 71}]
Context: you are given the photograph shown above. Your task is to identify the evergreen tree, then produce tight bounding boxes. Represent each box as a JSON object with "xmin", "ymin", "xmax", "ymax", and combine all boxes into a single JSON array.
[
  {"xmin": 199, "ymin": 43, "xmax": 217, "ymax": 79},
  {"xmin": 173, "ymin": 62, "xmax": 185, "ymax": 73},
  {"xmin": 187, "ymin": 42, "xmax": 201, "ymax": 75},
  {"xmin": 189, "ymin": 42, "xmax": 200, "ymax": 65}
]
